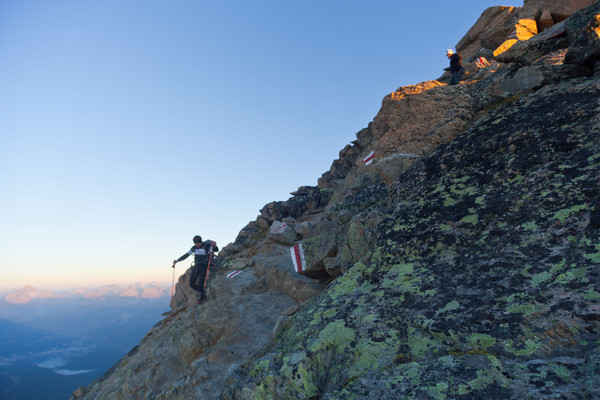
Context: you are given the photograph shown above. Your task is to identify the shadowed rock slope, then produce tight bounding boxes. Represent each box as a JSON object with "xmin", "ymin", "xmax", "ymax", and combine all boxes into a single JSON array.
[
  {"xmin": 226, "ymin": 78, "xmax": 600, "ymax": 400},
  {"xmin": 72, "ymin": 1, "xmax": 600, "ymax": 399}
]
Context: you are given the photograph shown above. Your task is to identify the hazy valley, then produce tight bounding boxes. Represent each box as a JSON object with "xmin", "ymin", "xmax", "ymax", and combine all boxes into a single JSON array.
[{"xmin": 0, "ymin": 284, "xmax": 169, "ymax": 400}]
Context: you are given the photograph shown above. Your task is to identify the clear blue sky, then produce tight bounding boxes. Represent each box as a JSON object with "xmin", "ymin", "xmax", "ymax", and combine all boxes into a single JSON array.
[{"xmin": 0, "ymin": 0, "xmax": 521, "ymax": 290}]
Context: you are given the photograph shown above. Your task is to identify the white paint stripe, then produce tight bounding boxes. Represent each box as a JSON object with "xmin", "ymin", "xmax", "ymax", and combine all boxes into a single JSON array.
[
  {"xmin": 363, "ymin": 151, "xmax": 375, "ymax": 165},
  {"xmin": 227, "ymin": 270, "xmax": 242, "ymax": 279},
  {"xmin": 298, "ymin": 244, "xmax": 306, "ymax": 273},
  {"xmin": 290, "ymin": 246, "xmax": 299, "ymax": 272},
  {"xmin": 290, "ymin": 243, "xmax": 306, "ymax": 273}
]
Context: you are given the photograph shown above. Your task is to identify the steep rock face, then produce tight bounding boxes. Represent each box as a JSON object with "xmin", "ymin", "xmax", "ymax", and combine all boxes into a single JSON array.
[
  {"xmin": 72, "ymin": 2, "xmax": 600, "ymax": 399},
  {"xmin": 319, "ymin": 80, "xmax": 487, "ymax": 205},
  {"xmin": 370, "ymin": 82, "xmax": 485, "ymax": 158},
  {"xmin": 227, "ymin": 77, "xmax": 600, "ymax": 400},
  {"xmin": 564, "ymin": 1, "xmax": 600, "ymax": 70},
  {"xmin": 455, "ymin": 0, "xmax": 597, "ymax": 62},
  {"xmin": 76, "ymin": 268, "xmax": 300, "ymax": 399},
  {"xmin": 525, "ymin": 0, "xmax": 599, "ymax": 22}
]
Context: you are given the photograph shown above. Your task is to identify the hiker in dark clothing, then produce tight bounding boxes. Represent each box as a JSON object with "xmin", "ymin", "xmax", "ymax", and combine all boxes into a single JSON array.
[
  {"xmin": 446, "ymin": 49, "xmax": 464, "ymax": 85},
  {"xmin": 172, "ymin": 235, "xmax": 218, "ymax": 303}
]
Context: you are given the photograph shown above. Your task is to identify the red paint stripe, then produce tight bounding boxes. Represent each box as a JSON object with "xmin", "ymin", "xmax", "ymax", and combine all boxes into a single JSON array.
[
  {"xmin": 227, "ymin": 270, "xmax": 241, "ymax": 279},
  {"xmin": 274, "ymin": 224, "xmax": 287, "ymax": 233},
  {"xmin": 363, "ymin": 151, "xmax": 375, "ymax": 164},
  {"xmin": 293, "ymin": 244, "xmax": 303, "ymax": 273}
]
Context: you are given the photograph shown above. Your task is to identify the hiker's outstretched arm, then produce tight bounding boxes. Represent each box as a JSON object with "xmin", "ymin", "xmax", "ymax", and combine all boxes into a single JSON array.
[{"xmin": 175, "ymin": 247, "xmax": 194, "ymax": 262}]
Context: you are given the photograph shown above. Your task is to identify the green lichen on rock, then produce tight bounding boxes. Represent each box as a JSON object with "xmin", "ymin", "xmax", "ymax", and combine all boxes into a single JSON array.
[
  {"xmin": 553, "ymin": 204, "xmax": 590, "ymax": 223},
  {"xmin": 308, "ymin": 320, "xmax": 355, "ymax": 353},
  {"xmin": 467, "ymin": 333, "xmax": 496, "ymax": 349},
  {"xmin": 228, "ymin": 77, "xmax": 600, "ymax": 399}
]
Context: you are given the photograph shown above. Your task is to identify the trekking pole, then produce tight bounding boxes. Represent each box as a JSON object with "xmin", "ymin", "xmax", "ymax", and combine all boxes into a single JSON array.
[
  {"xmin": 170, "ymin": 263, "xmax": 176, "ymax": 307},
  {"xmin": 204, "ymin": 241, "xmax": 216, "ymax": 288},
  {"xmin": 204, "ymin": 251, "xmax": 213, "ymax": 289}
]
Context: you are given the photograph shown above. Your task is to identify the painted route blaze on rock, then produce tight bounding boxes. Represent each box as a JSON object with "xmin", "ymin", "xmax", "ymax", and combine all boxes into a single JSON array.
[
  {"xmin": 269, "ymin": 220, "xmax": 296, "ymax": 246},
  {"xmin": 363, "ymin": 151, "xmax": 375, "ymax": 165},
  {"xmin": 274, "ymin": 223, "xmax": 287, "ymax": 234},
  {"xmin": 290, "ymin": 243, "xmax": 306, "ymax": 273},
  {"xmin": 226, "ymin": 270, "xmax": 242, "ymax": 279}
]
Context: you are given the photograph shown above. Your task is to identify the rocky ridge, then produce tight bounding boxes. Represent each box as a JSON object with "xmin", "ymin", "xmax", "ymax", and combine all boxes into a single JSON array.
[{"xmin": 73, "ymin": 1, "xmax": 600, "ymax": 399}]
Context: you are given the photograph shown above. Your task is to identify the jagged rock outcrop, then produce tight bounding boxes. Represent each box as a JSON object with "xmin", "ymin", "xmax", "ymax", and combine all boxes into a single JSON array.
[
  {"xmin": 456, "ymin": 6, "xmax": 518, "ymax": 60},
  {"xmin": 565, "ymin": 1, "xmax": 600, "ymax": 71},
  {"xmin": 72, "ymin": 1, "xmax": 600, "ymax": 399},
  {"xmin": 456, "ymin": 0, "xmax": 597, "ymax": 62}
]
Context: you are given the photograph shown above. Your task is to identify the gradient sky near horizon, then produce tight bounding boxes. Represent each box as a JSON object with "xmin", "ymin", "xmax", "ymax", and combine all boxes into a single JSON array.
[{"xmin": 1, "ymin": 0, "xmax": 521, "ymax": 290}]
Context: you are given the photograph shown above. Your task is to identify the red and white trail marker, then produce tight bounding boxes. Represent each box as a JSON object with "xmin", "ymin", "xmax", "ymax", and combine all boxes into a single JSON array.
[
  {"xmin": 507, "ymin": 30, "xmax": 517, "ymax": 39},
  {"xmin": 273, "ymin": 223, "xmax": 287, "ymax": 234},
  {"xmin": 227, "ymin": 270, "xmax": 242, "ymax": 279},
  {"xmin": 290, "ymin": 243, "xmax": 306, "ymax": 273},
  {"xmin": 363, "ymin": 151, "xmax": 375, "ymax": 165}
]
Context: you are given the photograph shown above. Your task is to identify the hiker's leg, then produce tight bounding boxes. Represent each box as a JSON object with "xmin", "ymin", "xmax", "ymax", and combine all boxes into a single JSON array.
[
  {"xmin": 189, "ymin": 266, "xmax": 202, "ymax": 292},
  {"xmin": 449, "ymin": 71, "xmax": 458, "ymax": 85},
  {"xmin": 197, "ymin": 262, "xmax": 209, "ymax": 300}
]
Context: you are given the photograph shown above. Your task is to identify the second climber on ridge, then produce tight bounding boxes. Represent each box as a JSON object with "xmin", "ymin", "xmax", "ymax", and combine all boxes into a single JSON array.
[
  {"xmin": 173, "ymin": 235, "xmax": 218, "ymax": 304},
  {"xmin": 445, "ymin": 49, "xmax": 464, "ymax": 85}
]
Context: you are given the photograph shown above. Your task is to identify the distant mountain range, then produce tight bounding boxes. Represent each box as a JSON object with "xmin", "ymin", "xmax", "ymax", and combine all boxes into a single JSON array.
[
  {"xmin": 2, "ymin": 283, "xmax": 169, "ymax": 304},
  {"xmin": 0, "ymin": 283, "xmax": 170, "ymax": 400}
]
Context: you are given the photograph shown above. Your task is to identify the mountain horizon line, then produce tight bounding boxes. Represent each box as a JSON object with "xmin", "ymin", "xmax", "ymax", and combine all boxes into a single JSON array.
[{"xmin": 2, "ymin": 282, "xmax": 170, "ymax": 304}]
